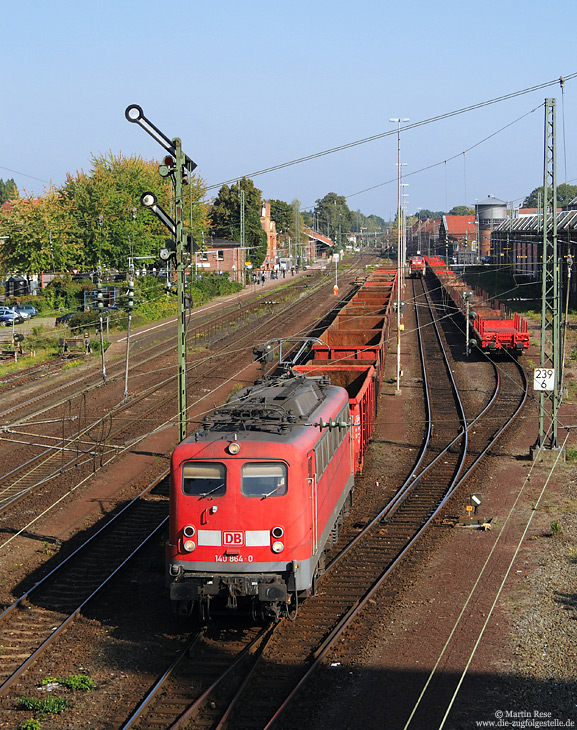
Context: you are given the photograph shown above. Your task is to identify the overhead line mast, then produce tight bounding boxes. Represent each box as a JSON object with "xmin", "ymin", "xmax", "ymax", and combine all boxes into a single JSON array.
[{"xmin": 537, "ymin": 98, "xmax": 562, "ymax": 450}]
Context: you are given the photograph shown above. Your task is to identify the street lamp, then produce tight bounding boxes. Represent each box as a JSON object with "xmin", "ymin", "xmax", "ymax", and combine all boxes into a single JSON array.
[
  {"xmin": 401, "ymin": 183, "xmax": 409, "ymax": 273},
  {"xmin": 390, "ymin": 117, "xmax": 409, "ymax": 393}
]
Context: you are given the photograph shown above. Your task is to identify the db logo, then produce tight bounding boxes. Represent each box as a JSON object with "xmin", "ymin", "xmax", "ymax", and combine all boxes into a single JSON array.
[{"xmin": 224, "ymin": 531, "xmax": 244, "ymax": 546}]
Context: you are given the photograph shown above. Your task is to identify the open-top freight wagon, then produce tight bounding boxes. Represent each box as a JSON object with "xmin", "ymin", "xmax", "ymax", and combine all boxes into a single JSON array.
[{"xmin": 425, "ymin": 257, "xmax": 529, "ymax": 354}]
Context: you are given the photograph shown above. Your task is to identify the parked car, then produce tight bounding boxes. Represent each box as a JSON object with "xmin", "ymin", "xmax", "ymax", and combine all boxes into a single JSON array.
[
  {"xmin": 0, "ymin": 307, "xmax": 24, "ymax": 326},
  {"xmin": 12, "ymin": 307, "xmax": 31, "ymax": 320},
  {"xmin": 55, "ymin": 312, "xmax": 78, "ymax": 326},
  {"xmin": 16, "ymin": 304, "xmax": 38, "ymax": 317}
]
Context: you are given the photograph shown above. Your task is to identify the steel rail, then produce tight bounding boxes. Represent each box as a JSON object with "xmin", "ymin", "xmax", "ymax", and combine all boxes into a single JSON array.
[
  {"xmin": 204, "ymin": 273, "xmax": 471, "ymax": 730},
  {"xmin": 0, "ymin": 260, "xmax": 370, "ymax": 716},
  {"xmin": 0, "ymin": 269, "xmax": 328, "ymax": 425},
  {"xmin": 0, "ymin": 515, "xmax": 168, "ymax": 697},
  {"xmin": 0, "ymin": 269, "xmax": 346, "ymax": 516},
  {"xmin": 262, "ymin": 284, "xmax": 528, "ymax": 730}
]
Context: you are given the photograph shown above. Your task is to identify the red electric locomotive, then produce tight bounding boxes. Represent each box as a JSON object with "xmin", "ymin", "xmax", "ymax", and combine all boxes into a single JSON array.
[{"xmin": 166, "ymin": 373, "xmax": 353, "ymax": 620}]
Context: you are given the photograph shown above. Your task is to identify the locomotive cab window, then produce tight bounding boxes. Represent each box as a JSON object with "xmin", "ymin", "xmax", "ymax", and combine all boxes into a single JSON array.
[
  {"xmin": 241, "ymin": 463, "xmax": 287, "ymax": 498},
  {"xmin": 182, "ymin": 462, "xmax": 226, "ymax": 497}
]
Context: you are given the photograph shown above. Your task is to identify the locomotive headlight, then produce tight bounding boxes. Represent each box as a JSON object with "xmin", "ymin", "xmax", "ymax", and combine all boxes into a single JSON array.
[
  {"xmin": 271, "ymin": 541, "xmax": 284, "ymax": 554},
  {"xmin": 271, "ymin": 526, "xmax": 284, "ymax": 539},
  {"xmin": 228, "ymin": 442, "xmax": 241, "ymax": 455},
  {"xmin": 183, "ymin": 540, "xmax": 196, "ymax": 552},
  {"xmin": 183, "ymin": 525, "xmax": 195, "ymax": 538}
]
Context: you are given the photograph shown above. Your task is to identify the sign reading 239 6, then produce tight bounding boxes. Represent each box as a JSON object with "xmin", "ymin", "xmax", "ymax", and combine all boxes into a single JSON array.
[{"xmin": 533, "ymin": 368, "xmax": 555, "ymax": 391}]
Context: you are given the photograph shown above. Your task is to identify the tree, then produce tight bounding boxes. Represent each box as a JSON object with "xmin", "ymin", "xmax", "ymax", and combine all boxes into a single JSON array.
[
  {"xmin": 269, "ymin": 199, "xmax": 294, "ymax": 237},
  {"xmin": 0, "ymin": 187, "xmax": 82, "ymax": 273},
  {"xmin": 523, "ymin": 183, "xmax": 577, "ymax": 208},
  {"xmin": 448, "ymin": 205, "xmax": 474, "ymax": 216},
  {"xmin": 313, "ymin": 193, "xmax": 354, "ymax": 249},
  {"xmin": 209, "ymin": 178, "xmax": 267, "ymax": 266},
  {"xmin": 352, "ymin": 210, "xmax": 386, "ymax": 233},
  {"xmin": 269, "ymin": 199, "xmax": 298, "ymax": 258},
  {"xmin": 0, "ymin": 178, "xmax": 17, "ymax": 205},
  {"xmin": 60, "ymin": 152, "xmax": 208, "ymax": 269},
  {"xmin": 0, "ymin": 154, "xmax": 209, "ymax": 275},
  {"xmin": 416, "ymin": 209, "xmax": 444, "ymax": 219}
]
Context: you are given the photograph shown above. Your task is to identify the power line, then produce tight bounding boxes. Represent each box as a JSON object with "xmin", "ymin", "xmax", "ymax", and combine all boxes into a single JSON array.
[
  {"xmin": 342, "ymin": 104, "xmax": 543, "ymax": 203},
  {"xmin": 0, "ymin": 165, "xmax": 50, "ymax": 185},
  {"xmin": 206, "ymin": 73, "xmax": 576, "ymax": 191}
]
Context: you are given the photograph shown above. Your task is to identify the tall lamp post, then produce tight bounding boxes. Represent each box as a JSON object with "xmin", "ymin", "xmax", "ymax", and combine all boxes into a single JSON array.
[{"xmin": 390, "ymin": 117, "xmax": 409, "ymax": 392}]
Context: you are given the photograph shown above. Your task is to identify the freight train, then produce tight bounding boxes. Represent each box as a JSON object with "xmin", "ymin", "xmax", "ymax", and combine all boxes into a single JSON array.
[
  {"xmin": 166, "ymin": 268, "xmax": 396, "ymax": 619},
  {"xmin": 425, "ymin": 256, "xmax": 529, "ymax": 354}
]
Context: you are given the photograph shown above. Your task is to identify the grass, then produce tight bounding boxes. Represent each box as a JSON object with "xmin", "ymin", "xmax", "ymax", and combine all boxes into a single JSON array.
[
  {"xmin": 17, "ymin": 696, "xmax": 68, "ymax": 717},
  {"xmin": 61, "ymin": 358, "xmax": 85, "ymax": 370},
  {"xmin": 550, "ymin": 520, "xmax": 562, "ymax": 535},
  {"xmin": 17, "ymin": 674, "xmax": 95, "ymax": 727},
  {"xmin": 566, "ymin": 447, "xmax": 577, "ymax": 463},
  {"xmin": 20, "ymin": 719, "xmax": 43, "ymax": 730},
  {"xmin": 41, "ymin": 674, "xmax": 95, "ymax": 691},
  {"xmin": 0, "ymin": 350, "xmax": 55, "ymax": 379}
]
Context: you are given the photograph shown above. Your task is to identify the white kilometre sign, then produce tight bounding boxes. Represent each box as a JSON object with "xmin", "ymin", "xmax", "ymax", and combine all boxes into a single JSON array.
[{"xmin": 533, "ymin": 368, "xmax": 555, "ymax": 391}]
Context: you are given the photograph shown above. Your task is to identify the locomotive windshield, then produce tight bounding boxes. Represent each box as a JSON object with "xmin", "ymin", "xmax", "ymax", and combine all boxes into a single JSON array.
[
  {"xmin": 241, "ymin": 463, "xmax": 287, "ymax": 498},
  {"xmin": 182, "ymin": 462, "xmax": 226, "ymax": 497}
]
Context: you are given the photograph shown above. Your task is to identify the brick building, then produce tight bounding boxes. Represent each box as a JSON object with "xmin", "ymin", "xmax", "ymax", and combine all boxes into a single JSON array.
[
  {"xmin": 199, "ymin": 238, "xmax": 245, "ymax": 283},
  {"xmin": 260, "ymin": 202, "xmax": 278, "ymax": 266}
]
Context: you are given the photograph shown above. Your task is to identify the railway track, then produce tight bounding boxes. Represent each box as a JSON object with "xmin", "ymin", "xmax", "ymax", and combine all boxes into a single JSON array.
[
  {"xmin": 0, "ymin": 262, "xmax": 370, "ymax": 712},
  {"xmin": 91, "ymin": 270, "xmax": 525, "ymax": 730},
  {"xmin": 0, "ymin": 276, "xmax": 317, "ymax": 425},
  {"xmin": 0, "ymin": 258, "xmax": 528, "ymax": 730},
  {"xmin": 148, "ymin": 274, "xmax": 525, "ymax": 730},
  {"xmin": 0, "ymin": 267, "xmax": 352, "ymax": 517},
  {"xmin": 0, "ymin": 473, "xmax": 169, "ymax": 695}
]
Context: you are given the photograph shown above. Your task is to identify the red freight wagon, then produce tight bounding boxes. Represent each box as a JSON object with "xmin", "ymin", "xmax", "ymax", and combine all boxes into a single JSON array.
[
  {"xmin": 426, "ymin": 255, "xmax": 530, "ymax": 355},
  {"xmin": 338, "ymin": 304, "xmax": 390, "ymax": 316},
  {"xmin": 295, "ymin": 363, "xmax": 376, "ymax": 473},
  {"xmin": 474, "ymin": 313, "xmax": 529, "ymax": 352},
  {"xmin": 331, "ymin": 316, "xmax": 386, "ymax": 330},
  {"xmin": 312, "ymin": 329, "xmax": 384, "ymax": 363},
  {"xmin": 366, "ymin": 268, "xmax": 397, "ymax": 282},
  {"xmin": 349, "ymin": 291, "xmax": 392, "ymax": 305}
]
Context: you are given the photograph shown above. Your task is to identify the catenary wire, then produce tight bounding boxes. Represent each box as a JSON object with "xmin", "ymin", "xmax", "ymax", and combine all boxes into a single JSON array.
[{"xmin": 206, "ymin": 74, "xmax": 575, "ymax": 191}]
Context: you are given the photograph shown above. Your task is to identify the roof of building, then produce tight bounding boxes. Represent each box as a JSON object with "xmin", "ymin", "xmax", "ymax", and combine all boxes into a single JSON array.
[
  {"xmin": 305, "ymin": 228, "xmax": 334, "ymax": 247},
  {"xmin": 418, "ymin": 218, "xmax": 441, "ymax": 233},
  {"xmin": 494, "ymin": 210, "xmax": 577, "ymax": 233},
  {"xmin": 475, "ymin": 195, "xmax": 507, "ymax": 206},
  {"xmin": 205, "ymin": 237, "xmax": 241, "ymax": 248},
  {"xmin": 441, "ymin": 215, "xmax": 477, "ymax": 237}
]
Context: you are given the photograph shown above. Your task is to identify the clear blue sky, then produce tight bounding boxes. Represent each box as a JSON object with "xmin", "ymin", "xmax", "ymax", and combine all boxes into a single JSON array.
[{"xmin": 2, "ymin": 0, "xmax": 575, "ymax": 221}]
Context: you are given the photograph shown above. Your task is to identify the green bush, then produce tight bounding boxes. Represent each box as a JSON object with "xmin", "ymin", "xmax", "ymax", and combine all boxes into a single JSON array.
[
  {"xmin": 43, "ymin": 275, "xmax": 88, "ymax": 311},
  {"xmin": 65, "ymin": 309, "xmax": 128, "ymax": 333}
]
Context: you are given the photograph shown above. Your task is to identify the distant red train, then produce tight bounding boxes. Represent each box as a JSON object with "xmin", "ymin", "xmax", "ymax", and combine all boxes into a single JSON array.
[
  {"xmin": 408, "ymin": 255, "xmax": 425, "ymax": 278},
  {"xmin": 166, "ymin": 268, "xmax": 397, "ymax": 619},
  {"xmin": 425, "ymin": 256, "xmax": 529, "ymax": 354}
]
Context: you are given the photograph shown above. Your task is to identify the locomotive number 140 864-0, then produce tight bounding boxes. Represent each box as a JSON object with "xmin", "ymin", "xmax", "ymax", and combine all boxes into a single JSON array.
[{"xmin": 215, "ymin": 554, "xmax": 254, "ymax": 563}]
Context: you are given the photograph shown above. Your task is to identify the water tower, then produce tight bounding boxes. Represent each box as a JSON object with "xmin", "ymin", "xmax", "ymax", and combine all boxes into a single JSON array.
[{"xmin": 475, "ymin": 195, "xmax": 507, "ymax": 259}]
